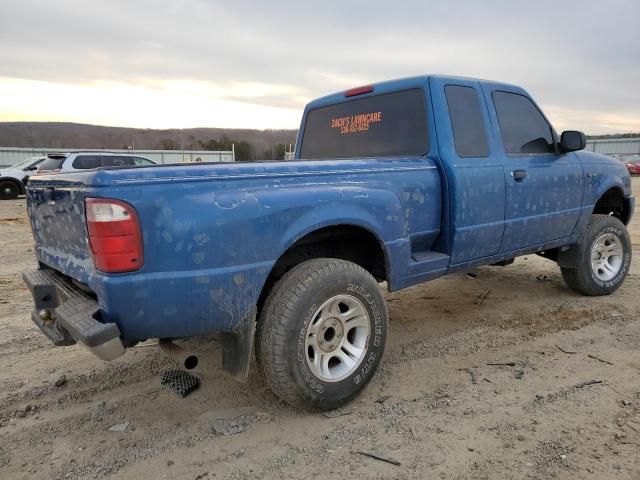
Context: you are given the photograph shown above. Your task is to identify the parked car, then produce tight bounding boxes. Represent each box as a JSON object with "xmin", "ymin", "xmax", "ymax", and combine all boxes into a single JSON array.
[
  {"xmin": 0, "ymin": 156, "xmax": 45, "ymax": 200},
  {"xmin": 38, "ymin": 152, "xmax": 156, "ymax": 173},
  {"xmin": 23, "ymin": 75, "xmax": 634, "ymax": 410},
  {"xmin": 621, "ymin": 154, "xmax": 640, "ymax": 175}
]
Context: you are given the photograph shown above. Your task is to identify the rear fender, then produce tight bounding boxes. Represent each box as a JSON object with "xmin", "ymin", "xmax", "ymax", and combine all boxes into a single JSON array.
[
  {"xmin": 223, "ymin": 188, "xmax": 404, "ymax": 382},
  {"xmin": 277, "ymin": 187, "xmax": 403, "ymax": 278},
  {"xmin": 279, "ymin": 186, "xmax": 404, "ymax": 251}
]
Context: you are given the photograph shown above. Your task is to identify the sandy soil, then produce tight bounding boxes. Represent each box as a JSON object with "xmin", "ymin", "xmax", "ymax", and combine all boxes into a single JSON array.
[{"xmin": 1, "ymin": 180, "xmax": 639, "ymax": 480}]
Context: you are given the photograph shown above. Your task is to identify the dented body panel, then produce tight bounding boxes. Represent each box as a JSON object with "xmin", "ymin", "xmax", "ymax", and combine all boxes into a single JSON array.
[{"xmin": 24, "ymin": 74, "xmax": 633, "ymax": 355}]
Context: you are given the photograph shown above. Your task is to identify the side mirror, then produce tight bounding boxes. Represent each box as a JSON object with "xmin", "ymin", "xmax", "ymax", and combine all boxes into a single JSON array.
[{"xmin": 559, "ymin": 130, "xmax": 586, "ymax": 153}]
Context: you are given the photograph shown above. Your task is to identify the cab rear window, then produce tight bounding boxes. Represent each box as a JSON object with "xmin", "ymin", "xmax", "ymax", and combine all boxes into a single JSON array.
[{"xmin": 299, "ymin": 89, "xmax": 428, "ymax": 159}]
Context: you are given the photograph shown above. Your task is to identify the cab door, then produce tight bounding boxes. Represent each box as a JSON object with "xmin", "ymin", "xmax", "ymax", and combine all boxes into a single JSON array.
[
  {"xmin": 481, "ymin": 85, "xmax": 584, "ymax": 252},
  {"xmin": 429, "ymin": 77, "xmax": 505, "ymax": 265}
]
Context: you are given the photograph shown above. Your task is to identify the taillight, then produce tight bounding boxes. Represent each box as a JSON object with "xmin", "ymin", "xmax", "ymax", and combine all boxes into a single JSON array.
[
  {"xmin": 85, "ymin": 198, "xmax": 143, "ymax": 273},
  {"xmin": 345, "ymin": 85, "xmax": 374, "ymax": 97}
]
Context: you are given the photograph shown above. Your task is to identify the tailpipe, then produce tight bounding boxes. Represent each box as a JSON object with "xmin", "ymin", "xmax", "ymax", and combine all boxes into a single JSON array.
[{"xmin": 159, "ymin": 339, "xmax": 198, "ymax": 370}]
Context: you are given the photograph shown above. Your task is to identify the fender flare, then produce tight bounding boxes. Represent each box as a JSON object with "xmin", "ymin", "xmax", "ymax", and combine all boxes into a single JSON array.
[{"xmin": 560, "ymin": 183, "xmax": 631, "ymax": 268}]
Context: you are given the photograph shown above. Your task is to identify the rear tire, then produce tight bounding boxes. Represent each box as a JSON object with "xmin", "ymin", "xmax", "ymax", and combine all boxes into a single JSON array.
[
  {"xmin": 0, "ymin": 180, "xmax": 20, "ymax": 200},
  {"xmin": 561, "ymin": 214, "xmax": 631, "ymax": 296},
  {"xmin": 257, "ymin": 258, "xmax": 388, "ymax": 410}
]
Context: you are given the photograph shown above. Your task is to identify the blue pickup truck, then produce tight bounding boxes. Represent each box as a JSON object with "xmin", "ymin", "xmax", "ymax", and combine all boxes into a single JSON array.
[{"xmin": 23, "ymin": 75, "xmax": 634, "ymax": 409}]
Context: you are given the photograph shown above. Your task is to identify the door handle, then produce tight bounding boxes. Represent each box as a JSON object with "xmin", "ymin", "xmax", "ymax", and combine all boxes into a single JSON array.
[{"xmin": 512, "ymin": 170, "xmax": 527, "ymax": 181}]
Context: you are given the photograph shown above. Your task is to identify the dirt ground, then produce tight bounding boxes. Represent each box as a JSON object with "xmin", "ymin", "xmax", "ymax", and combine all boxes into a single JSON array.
[{"xmin": 1, "ymin": 181, "xmax": 639, "ymax": 480}]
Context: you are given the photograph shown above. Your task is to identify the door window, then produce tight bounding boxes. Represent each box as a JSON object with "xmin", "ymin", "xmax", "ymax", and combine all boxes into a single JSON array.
[
  {"xmin": 493, "ymin": 91, "xmax": 555, "ymax": 155},
  {"xmin": 133, "ymin": 156, "xmax": 155, "ymax": 166}
]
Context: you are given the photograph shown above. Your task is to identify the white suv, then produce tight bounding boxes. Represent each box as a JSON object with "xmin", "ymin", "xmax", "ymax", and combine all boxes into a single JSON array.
[
  {"xmin": 38, "ymin": 152, "xmax": 156, "ymax": 173},
  {"xmin": 0, "ymin": 156, "xmax": 46, "ymax": 200}
]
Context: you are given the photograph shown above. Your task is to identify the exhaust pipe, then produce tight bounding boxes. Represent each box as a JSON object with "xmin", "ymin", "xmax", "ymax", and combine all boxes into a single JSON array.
[{"xmin": 159, "ymin": 339, "xmax": 198, "ymax": 370}]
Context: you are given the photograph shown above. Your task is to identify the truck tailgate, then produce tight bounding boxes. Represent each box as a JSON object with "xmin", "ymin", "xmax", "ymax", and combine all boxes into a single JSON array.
[{"xmin": 27, "ymin": 181, "xmax": 94, "ymax": 283}]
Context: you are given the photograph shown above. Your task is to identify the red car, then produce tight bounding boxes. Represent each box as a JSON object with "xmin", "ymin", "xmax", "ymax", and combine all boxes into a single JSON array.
[{"xmin": 623, "ymin": 155, "xmax": 640, "ymax": 175}]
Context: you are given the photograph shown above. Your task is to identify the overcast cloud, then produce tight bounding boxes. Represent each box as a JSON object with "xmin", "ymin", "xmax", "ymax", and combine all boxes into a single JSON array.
[{"xmin": 0, "ymin": 0, "xmax": 639, "ymax": 132}]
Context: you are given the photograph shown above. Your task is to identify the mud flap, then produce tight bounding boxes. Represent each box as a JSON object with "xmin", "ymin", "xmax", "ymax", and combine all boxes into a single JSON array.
[
  {"xmin": 557, "ymin": 242, "xmax": 584, "ymax": 268},
  {"xmin": 220, "ymin": 306, "xmax": 256, "ymax": 383}
]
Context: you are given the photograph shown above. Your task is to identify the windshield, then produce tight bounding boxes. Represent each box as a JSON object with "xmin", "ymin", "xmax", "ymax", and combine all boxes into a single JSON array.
[{"xmin": 11, "ymin": 156, "xmax": 45, "ymax": 170}]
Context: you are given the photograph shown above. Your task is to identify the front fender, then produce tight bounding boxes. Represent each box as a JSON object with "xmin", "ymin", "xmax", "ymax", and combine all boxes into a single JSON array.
[{"xmin": 578, "ymin": 151, "xmax": 631, "ymax": 202}]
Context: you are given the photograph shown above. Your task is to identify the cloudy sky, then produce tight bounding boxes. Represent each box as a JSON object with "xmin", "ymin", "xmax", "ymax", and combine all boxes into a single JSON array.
[{"xmin": 0, "ymin": 0, "xmax": 638, "ymax": 133}]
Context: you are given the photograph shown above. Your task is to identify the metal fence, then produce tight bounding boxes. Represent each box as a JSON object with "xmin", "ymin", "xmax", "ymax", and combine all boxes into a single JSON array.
[
  {"xmin": 0, "ymin": 147, "xmax": 234, "ymax": 168},
  {"xmin": 585, "ymin": 138, "xmax": 640, "ymax": 155}
]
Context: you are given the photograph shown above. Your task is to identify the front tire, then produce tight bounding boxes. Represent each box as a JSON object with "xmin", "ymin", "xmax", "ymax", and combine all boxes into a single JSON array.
[
  {"xmin": 561, "ymin": 214, "xmax": 631, "ymax": 296},
  {"xmin": 0, "ymin": 180, "xmax": 20, "ymax": 200},
  {"xmin": 257, "ymin": 258, "xmax": 388, "ymax": 410}
]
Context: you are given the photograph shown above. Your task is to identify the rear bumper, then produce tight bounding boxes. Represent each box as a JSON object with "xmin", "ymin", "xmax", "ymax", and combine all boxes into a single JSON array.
[{"xmin": 22, "ymin": 269, "xmax": 125, "ymax": 361}]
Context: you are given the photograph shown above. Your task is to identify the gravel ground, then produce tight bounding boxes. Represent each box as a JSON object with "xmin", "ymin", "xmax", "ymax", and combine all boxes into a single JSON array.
[{"xmin": 0, "ymin": 179, "xmax": 639, "ymax": 480}]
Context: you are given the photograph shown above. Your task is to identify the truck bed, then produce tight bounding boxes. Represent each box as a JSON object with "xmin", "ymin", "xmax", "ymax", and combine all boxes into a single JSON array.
[{"xmin": 26, "ymin": 158, "xmax": 442, "ymax": 341}]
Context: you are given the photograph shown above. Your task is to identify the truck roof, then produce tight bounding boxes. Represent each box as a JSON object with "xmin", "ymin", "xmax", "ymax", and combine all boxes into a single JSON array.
[{"xmin": 305, "ymin": 74, "xmax": 525, "ymax": 110}]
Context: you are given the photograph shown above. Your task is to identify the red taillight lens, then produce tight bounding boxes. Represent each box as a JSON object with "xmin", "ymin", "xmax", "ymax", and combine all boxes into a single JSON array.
[{"xmin": 85, "ymin": 198, "xmax": 143, "ymax": 273}]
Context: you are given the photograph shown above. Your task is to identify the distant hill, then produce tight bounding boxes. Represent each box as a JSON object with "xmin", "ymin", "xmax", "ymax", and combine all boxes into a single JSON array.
[{"xmin": 0, "ymin": 122, "xmax": 298, "ymax": 160}]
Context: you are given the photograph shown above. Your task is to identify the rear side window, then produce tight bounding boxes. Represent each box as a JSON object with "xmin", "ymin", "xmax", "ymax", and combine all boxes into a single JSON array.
[
  {"xmin": 133, "ymin": 157, "xmax": 154, "ymax": 166},
  {"xmin": 493, "ymin": 91, "xmax": 555, "ymax": 155},
  {"xmin": 445, "ymin": 85, "xmax": 489, "ymax": 157},
  {"xmin": 103, "ymin": 156, "xmax": 134, "ymax": 167},
  {"xmin": 72, "ymin": 155, "xmax": 102, "ymax": 169},
  {"xmin": 299, "ymin": 89, "xmax": 428, "ymax": 159},
  {"xmin": 38, "ymin": 156, "xmax": 66, "ymax": 170}
]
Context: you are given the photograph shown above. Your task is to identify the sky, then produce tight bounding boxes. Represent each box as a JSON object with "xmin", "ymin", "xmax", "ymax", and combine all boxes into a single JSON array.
[{"xmin": 0, "ymin": 0, "xmax": 639, "ymax": 134}]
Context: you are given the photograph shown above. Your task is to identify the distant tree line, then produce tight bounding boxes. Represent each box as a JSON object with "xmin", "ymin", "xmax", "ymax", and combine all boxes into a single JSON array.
[
  {"xmin": 587, "ymin": 132, "xmax": 640, "ymax": 139},
  {"xmin": 156, "ymin": 134, "xmax": 288, "ymax": 161}
]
